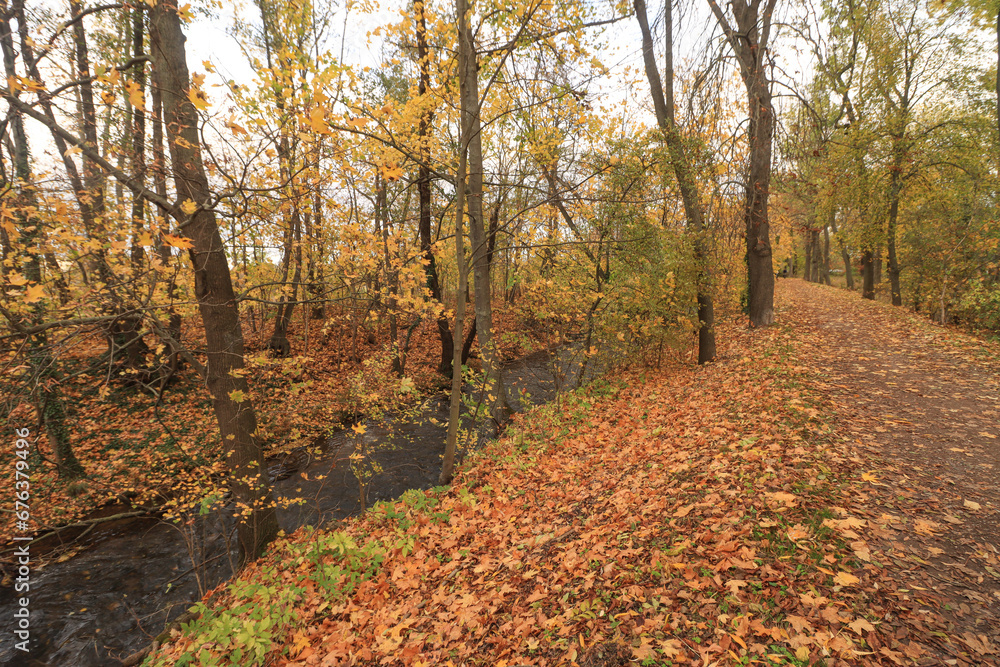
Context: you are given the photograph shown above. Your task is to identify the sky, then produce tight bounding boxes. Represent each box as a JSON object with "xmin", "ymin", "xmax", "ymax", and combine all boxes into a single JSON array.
[
  {"xmin": 182, "ymin": 0, "xmax": 728, "ymax": 122},
  {"xmin": 17, "ymin": 0, "xmax": 864, "ymax": 180}
]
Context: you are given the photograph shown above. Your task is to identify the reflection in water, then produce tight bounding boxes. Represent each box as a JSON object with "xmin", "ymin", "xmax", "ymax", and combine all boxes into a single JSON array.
[{"xmin": 0, "ymin": 345, "xmax": 593, "ymax": 666}]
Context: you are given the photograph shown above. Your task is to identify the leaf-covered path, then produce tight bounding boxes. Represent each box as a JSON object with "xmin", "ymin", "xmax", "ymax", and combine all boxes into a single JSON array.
[
  {"xmin": 780, "ymin": 279, "xmax": 1000, "ymax": 664},
  {"xmin": 149, "ymin": 281, "xmax": 1000, "ymax": 667}
]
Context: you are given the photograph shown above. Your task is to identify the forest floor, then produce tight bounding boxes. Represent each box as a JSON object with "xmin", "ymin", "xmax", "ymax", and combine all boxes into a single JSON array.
[
  {"xmin": 146, "ymin": 279, "xmax": 1000, "ymax": 667},
  {"xmin": 0, "ymin": 304, "xmax": 549, "ymax": 549}
]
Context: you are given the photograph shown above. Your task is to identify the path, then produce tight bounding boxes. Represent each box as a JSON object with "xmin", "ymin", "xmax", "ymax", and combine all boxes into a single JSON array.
[{"xmin": 780, "ymin": 279, "xmax": 1000, "ymax": 665}]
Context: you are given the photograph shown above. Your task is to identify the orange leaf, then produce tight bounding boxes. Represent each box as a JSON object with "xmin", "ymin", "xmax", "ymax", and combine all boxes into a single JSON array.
[
  {"xmin": 24, "ymin": 283, "xmax": 45, "ymax": 303},
  {"xmin": 163, "ymin": 233, "xmax": 194, "ymax": 249}
]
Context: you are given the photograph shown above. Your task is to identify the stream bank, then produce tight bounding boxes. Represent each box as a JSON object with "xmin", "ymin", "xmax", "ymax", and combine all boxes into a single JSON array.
[{"xmin": 0, "ymin": 344, "xmax": 595, "ymax": 666}]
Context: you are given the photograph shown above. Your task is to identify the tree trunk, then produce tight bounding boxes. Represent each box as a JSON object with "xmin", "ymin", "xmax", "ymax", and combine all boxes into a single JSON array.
[
  {"xmin": 706, "ymin": 0, "xmax": 777, "ymax": 327},
  {"xmin": 804, "ymin": 230, "xmax": 814, "ymax": 282},
  {"xmin": 811, "ymin": 230, "xmax": 821, "ymax": 282},
  {"xmin": 376, "ymin": 178, "xmax": 403, "ymax": 375},
  {"xmin": 268, "ymin": 205, "xmax": 296, "ymax": 356},
  {"xmin": 150, "ymin": 0, "xmax": 278, "ymax": 568},
  {"xmin": 0, "ymin": 3, "xmax": 84, "ymax": 479},
  {"xmin": 635, "ymin": 0, "xmax": 716, "ymax": 362},
  {"xmin": 2, "ymin": 39, "xmax": 81, "ymax": 480},
  {"xmin": 44, "ymin": 391, "xmax": 84, "ymax": 478},
  {"xmin": 150, "ymin": 61, "xmax": 184, "ymax": 364},
  {"xmin": 129, "ymin": 6, "xmax": 147, "ymax": 271},
  {"xmin": 886, "ymin": 142, "xmax": 903, "ymax": 306},
  {"xmin": 862, "ymin": 249, "xmax": 875, "ymax": 300},
  {"xmin": 456, "ymin": 0, "xmax": 507, "ymax": 417},
  {"xmin": 830, "ymin": 212, "xmax": 854, "ymax": 289},
  {"xmin": 308, "ymin": 188, "xmax": 326, "ymax": 319},
  {"xmin": 841, "ymin": 242, "xmax": 854, "ymax": 289},
  {"xmin": 69, "ymin": 0, "xmax": 111, "ymax": 280},
  {"xmin": 821, "ymin": 222, "xmax": 831, "ymax": 285},
  {"xmin": 414, "ymin": 2, "xmax": 453, "ymax": 376},
  {"xmin": 440, "ymin": 78, "xmax": 469, "ymax": 486}
]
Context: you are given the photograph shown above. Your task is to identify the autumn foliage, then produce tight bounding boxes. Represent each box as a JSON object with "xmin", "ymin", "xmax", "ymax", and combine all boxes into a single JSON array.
[{"xmin": 148, "ymin": 287, "xmax": 917, "ymax": 667}]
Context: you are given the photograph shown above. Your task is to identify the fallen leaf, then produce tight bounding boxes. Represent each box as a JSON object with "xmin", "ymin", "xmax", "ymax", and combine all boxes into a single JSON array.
[
  {"xmin": 833, "ymin": 571, "xmax": 860, "ymax": 586},
  {"xmin": 766, "ymin": 491, "xmax": 797, "ymax": 505},
  {"xmin": 787, "ymin": 615, "xmax": 812, "ymax": 633},
  {"xmin": 848, "ymin": 618, "xmax": 876, "ymax": 635},
  {"xmin": 786, "ymin": 524, "xmax": 810, "ymax": 541}
]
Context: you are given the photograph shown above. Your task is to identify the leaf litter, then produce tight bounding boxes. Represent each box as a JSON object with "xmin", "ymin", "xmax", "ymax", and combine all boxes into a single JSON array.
[{"xmin": 149, "ymin": 280, "xmax": 1000, "ymax": 666}]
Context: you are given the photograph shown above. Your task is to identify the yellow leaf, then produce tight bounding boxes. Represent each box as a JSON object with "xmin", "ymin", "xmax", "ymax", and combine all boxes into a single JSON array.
[
  {"xmin": 290, "ymin": 630, "xmax": 311, "ymax": 656},
  {"xmin": 228, "ymin": 389, "xmax": 245, "ymax": 403},
  {"xmin": 163, "ymin": 233, "xmax": 194, "ymax": 249},
  {"xmin": 64, "ymin": 146, "xmax": 82, "ymax": 157},
  {"xmin": 191, "ymin": 72, "xmax": 206, "ymax": 87},
  {"xmin": 352, "ymin": 423, "xmax": 367, "ymax": 435},
  {"xmin": 180, "ymin": 199, "xmax": 198, "ymax": 215},
  {"xmin": 8, "ymin": 273, "xmax": 27, "ymax": 286},
  {"xmin": 24, "ymin": 284, "xmax": 45, "ymax": 303},
  {"xmin": 381, "ymin": 162, "xmax": 403, "ymax": 181},
  {"xmin": 861, "ymin": 471, "xmax": 879, "ymax": 483},
  {"xmin": 101, "ymin": 90, "xmax": 116, "ymax": 105},
  {"xmin": 309, "ymin": 107, "xmax": 330, "ymax": 134},
  {"xmin": 125, "ymin": 81, "xmax": 144, "ymax": 111},
  {"xmin": 178, "ymin": 3, "xmax": 193, "ymax": 21},
  {"xmin": 963, "ymin": 499, "xmax": 981, "ymax": 511},
  {"xmin": 188, "ymin": 86, "xmax": 208, "ymax": 110}
]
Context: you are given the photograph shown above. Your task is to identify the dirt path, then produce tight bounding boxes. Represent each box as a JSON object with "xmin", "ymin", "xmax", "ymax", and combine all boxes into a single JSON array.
[{"xmin": 779, "ymin": 279, "xmax": 1000, "ymax": 665}]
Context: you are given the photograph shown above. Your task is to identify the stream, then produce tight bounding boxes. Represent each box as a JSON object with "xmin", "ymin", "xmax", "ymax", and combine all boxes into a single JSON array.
[{"xmin": 0, "ymin": 345, "xmax": 594, "ymax": 666}]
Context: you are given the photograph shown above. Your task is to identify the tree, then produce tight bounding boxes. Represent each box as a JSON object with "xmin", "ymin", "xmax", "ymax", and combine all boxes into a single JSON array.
[
  {"xmin": 148, "ymin": 0, "xmax": 279, "ymax": 566},
  {"xmin": 634, "ymin": 0, "xmax": 716, "ymax": 362},
  {"xmin": 0, "ymin": 0, "xmax": 84, "ymax": 478},
  {"xmin": 707, "ymin": 0, "xmax": 778, "ymax": 326}
]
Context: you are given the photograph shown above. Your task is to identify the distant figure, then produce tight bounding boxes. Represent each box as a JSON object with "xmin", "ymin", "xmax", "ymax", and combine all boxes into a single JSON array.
[{"xmin": 777, "ymin": 266, "xmax": 788, "ymax": 279}]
